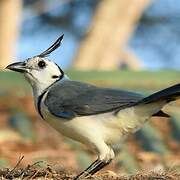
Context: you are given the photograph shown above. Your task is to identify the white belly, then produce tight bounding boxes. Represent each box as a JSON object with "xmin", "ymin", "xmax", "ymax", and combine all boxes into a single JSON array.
[
  {"xmin": 39, "ymin": 99, "xmax": 165, "ymax": 149},
  {"xmin": 40, "ymin": 106, "xmax": 149, "ymax": 148}
]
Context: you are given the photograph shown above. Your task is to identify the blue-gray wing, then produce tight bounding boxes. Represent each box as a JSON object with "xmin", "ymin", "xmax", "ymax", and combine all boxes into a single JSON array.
[{"xmin": 44, "ymin": 80, "xmax": 143, "ymax": 119}]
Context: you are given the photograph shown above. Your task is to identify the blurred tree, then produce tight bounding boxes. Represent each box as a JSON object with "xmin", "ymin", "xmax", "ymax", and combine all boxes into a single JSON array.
[
  {"xmin": 0, "ymin": 0, "xmax": 22, "ymax": 68},
  {"xmin": 74, "ymin": 0, "xmax": 150, "ymax": 70},
  {"xmin": 23, "ymin": 0, "xmax": 98, "ymax": 37},
  {"xmin": 10, "ymin": 0, "xmax": 180, "ymax": 69},
  {"xmin": 130, "ymin": 0, "xmax": 180, "ymax": 69}
]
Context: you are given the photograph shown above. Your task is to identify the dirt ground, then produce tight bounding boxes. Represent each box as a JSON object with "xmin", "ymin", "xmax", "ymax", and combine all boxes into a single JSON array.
[{"xmin": 0, "ymin": 162, "xmax": 179, "ymax": 180}]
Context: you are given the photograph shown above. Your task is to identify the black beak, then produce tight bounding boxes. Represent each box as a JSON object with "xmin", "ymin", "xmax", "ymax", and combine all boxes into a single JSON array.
[{"xmin": 6, "ymin": 62, "xmax": 28, "ymax": 73}]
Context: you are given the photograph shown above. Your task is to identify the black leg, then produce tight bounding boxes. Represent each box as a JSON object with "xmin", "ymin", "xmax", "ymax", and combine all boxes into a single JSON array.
[
  {"xmin": 74, "ymin": 158, "xmax": 111, "ymax": 180},
  {"xmin": 73, "ymin": 159, "xmax": 98, "ymax": 180},
  {"xmin": 88, "ymin": 159, "xmax": 111, "ymax": 175}
]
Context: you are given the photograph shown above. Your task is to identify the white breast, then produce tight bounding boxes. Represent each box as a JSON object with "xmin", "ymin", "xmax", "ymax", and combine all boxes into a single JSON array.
[{"xmin": 39, "ymin": 98, "xmax": 151, "ymax": 148}]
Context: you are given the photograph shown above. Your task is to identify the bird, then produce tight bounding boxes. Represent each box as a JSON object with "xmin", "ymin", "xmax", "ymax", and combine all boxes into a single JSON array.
[{"xmin": 6, "ymin": 35, "xmax": 180, "ymax": 179}]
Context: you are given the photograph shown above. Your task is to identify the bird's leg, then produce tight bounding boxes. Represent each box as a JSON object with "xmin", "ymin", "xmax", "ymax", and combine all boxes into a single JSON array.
[
  {"xmin": 74, "ymin": 159, "xmax": 110, "ymax": 180},
  {"xmin": 86, "ymin": 158, "xmax": 112, "ymax": 175},
  {"xmin": 73, "ymin": 159, "xmax": 99, "ymax": 179},
  {"xmin": 74, "ymin": 145, "xmax": 114, "ymax": 180}
]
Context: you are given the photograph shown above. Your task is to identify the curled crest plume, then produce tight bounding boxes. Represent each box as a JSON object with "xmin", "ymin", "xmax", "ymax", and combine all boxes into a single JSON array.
[{"xmin": 37, "ymin": 34, "xmax": 64, "ymax": 58}]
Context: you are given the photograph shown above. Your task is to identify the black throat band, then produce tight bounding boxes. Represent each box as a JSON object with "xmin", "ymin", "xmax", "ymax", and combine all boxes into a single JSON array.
[{"xmin": 37, "ymin": 90, "xmax": 47, "ymax": 119}]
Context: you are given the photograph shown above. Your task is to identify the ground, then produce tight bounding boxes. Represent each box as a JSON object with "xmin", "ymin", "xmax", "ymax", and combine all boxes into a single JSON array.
[{"xmin": 0, "ymin": 162, "xmax": 179, "ymax": 179}]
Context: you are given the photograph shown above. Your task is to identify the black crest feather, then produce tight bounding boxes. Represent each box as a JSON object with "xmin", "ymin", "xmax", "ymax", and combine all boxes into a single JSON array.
[{"xmin": 37, "ymin": 34, "xmax": 64, "ymax": 58}]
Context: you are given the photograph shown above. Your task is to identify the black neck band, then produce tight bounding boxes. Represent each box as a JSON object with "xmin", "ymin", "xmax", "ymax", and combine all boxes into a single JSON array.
[
  {"xmin": 37, "ymin": 75, "xmax": 63, "ymax": 120},
  {"xmin": 37, "ymin": 90, "xmax": 47, "ymax": 119}
]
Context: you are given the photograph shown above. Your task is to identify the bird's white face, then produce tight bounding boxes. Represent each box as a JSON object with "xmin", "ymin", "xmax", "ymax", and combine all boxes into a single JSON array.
[
  {"xmin": 6, "ymin": 57, "xmax": 64, "ymax": 97},
  {"xmin": 6, "ymin": 34, "xmax": 65, "ymax": 98},
  {"xmin": 24, "ymin": 57, "xmax": 63, "ymax": 86}
]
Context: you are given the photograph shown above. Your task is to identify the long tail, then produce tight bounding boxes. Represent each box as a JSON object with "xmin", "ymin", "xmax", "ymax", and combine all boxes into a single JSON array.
[
  {"xmin": 137, "ymin": 83, "xmax": 180, "ymax": 118},
  {"xmin": 139, "ymin": 83, "xmax": 180, "ymax": 104}
]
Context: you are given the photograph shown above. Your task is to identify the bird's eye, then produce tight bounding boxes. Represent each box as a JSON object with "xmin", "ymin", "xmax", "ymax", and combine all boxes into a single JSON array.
[
  {"xmin": 52, "ymin": 75, "xmax": 59, "ymax": 79},
  {"xmin": 38, "ymin": 60, "xmax": 46, "ymax": 68}
]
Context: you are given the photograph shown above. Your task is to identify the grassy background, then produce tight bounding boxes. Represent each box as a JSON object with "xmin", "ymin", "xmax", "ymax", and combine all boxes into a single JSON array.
[{"xmin": 1, "ymin": 70, "xmax": 179, "ymax": 95}]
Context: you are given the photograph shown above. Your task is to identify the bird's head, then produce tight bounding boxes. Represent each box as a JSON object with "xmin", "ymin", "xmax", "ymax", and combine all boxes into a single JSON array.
[{"xmin": 6, "ymin": 35, "xmax": 65, "ymax": 96}]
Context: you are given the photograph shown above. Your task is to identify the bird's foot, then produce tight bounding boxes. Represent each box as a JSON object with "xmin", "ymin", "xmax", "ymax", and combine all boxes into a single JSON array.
[{"xmin": 73, "ymin": 159, "xmax": 111, "ymax": 180}]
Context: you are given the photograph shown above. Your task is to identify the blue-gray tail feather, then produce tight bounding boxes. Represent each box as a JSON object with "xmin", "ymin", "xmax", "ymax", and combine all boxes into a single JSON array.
[
  {"xmin": 153, "ymin": 110, "xmax": 170, "ymax": 118},
  {"xmin": 139, "ymin": 83, "xmax": 180, "ymax": 104},
  {"xmin": 137, "ymin": 83, "xmax": 180, "ymax": 118}
]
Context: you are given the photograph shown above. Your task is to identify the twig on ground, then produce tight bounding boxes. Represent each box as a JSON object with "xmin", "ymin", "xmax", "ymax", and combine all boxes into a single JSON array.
[
  {"xmin": 4, "ymin": 155, "xmax": 24, "ymax": 179},
  {"xmin": 18, "ymin": 160, "xmax": 44, "ymax": 179}
]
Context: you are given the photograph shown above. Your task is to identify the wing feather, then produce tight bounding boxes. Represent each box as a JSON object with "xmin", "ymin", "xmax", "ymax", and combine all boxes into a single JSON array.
[{"xmin": 44, "ymin": 80, "xmax": 143, "ymax": 119}]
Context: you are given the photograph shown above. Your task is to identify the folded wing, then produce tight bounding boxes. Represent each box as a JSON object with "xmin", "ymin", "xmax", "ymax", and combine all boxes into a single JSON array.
[{"xmin": 44, "ymin": 80, "xmax": 143, "ymax": 119}]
